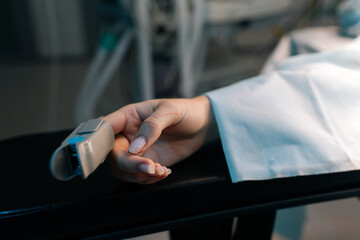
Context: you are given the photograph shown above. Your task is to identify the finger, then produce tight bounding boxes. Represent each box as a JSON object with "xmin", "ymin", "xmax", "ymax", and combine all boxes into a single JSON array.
[
  {"xmin": 102, "ymin": 100, "xmax": 158, "ymax": 135},
  {"xmin": 133, "ymin": 170, "xmax": 171, "ymax": 184},
  {"xmin": 128, "ymin": 103, "xmax": 183, "ymax": 154},
  {"xmin": 115, "ymin": 153, "xmax": 170, "ymax": 177},
  {"xmin": 102, "ymin": 109, "xmax": 126, "ymax": 135},
  {"xmin": 142, "ymin": 168, "xmax": 172, "ymax": 184},
  {"xmin": 113, "ymin": 149, "xmax": 157, "ymax": 175},
  {"xmin": 109, "ymin": 133, "xmax": 157, "ymax": 174},
  {"xmin": 111, "ymin": 166, "xmax": 170, "ymax": 184},
  {"xmin": 154, "ymin": 163, "xmax": 167, "ymax": 176}
]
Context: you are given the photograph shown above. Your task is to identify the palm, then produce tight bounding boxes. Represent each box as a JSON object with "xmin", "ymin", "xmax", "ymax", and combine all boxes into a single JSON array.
[
  {"xmin": 113, "ymin": 107, "xmax": 207, "ymax": 167},
  {"xmin": 144, "ymin": 135, "xmax": 205, "ymax": 166},
  {"xmin": 104, "ymin": 96, "xmax": 211, "ymax": 183}
]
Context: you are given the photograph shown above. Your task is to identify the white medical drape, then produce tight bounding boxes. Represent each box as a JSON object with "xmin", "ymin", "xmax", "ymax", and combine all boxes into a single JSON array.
[{"xmin": 206, "ymin": 38, "xmax": 360, "ymax": 182}]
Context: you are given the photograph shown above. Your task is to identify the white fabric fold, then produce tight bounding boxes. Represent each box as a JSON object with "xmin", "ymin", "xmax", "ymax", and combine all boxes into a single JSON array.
[{"xmin": 206, "ymin": 38, "xmax": 360, "ymax": 182}]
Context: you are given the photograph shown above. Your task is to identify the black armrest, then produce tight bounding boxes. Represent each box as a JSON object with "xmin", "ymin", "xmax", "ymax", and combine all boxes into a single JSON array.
[{"xmin": 1, "ymin": 130, "xmax": 360, "ymax": 239}]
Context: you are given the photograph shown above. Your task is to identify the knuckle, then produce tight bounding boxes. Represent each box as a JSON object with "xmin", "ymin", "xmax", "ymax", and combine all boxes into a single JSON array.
[
  {"xmin": 161, "ymin": 101, "xmax": 184, "ymax": 120},
  {"xmin": 160, "ymin": 101, "xmax": 177, "ymax": 111},
  {"xmin": 128, "ymin": 105, "xmax": 138, "ymax": 117},
  {"xmin": 143, "ymin": 117, "xmax": 161, "ymax": 129}
]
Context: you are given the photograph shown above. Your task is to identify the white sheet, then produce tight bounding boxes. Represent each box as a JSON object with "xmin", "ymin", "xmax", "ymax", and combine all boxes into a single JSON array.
[{"xmin": 206, "ymin": 37, "xmax": 360, "ymax": 182}]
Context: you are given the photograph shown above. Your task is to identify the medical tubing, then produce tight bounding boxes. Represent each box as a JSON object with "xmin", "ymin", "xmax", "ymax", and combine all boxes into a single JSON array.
[
  {"xmin": 85, "ymin": 30, "xmax": 133, "ymax": 119},
  {"xmin": 176, "ymin": 0, "xmax": 193, "ymax": 98},
  {"xmin": 191, "ymin": 0, "xmax": 205, "ymax": 90},
  {"xmin": 135, "ymin": 0, "xmax": 155, "ymax": 100},
  {"xmin": 193, "ymin": 36, "xmax": 207, "ymax": 86},
  {"xmin": 75, "ymin": 47, "xmax": 107, "ymax": 123}
]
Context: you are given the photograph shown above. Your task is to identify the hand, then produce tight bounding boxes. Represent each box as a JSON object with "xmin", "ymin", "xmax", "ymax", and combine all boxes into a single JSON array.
[{"xmin": 102, "ymin": 96, "xmax": 212, "ymax": 184}]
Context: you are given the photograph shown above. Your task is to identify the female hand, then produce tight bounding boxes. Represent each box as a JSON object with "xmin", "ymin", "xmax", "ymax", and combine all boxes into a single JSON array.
[{"xmin": 102, "ymin": 96, "xmax": 212, "ymax": 184}]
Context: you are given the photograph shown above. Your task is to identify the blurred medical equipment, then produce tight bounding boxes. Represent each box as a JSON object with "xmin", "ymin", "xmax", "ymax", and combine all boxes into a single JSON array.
[
  {"xmin": 337, "ymin": 0, "xmax": 360, "ymax": 37},
  {"xmin": 74, "ymin": 0, "xmax": 340, "ymax": 123},
  {"xmin": 75, "ymin": 28, "xmax": 134, "ymax": 124},
  {"xmin": 261, "ymin": 26, "xmax": 354, "ymax": 73},
  {"xmin": 75, "ymin": 0, "xmax": 154, "ymax": 123},
  {"xmin": 262, "ymin": 0, "xmax": 360, "ymax": 73}
]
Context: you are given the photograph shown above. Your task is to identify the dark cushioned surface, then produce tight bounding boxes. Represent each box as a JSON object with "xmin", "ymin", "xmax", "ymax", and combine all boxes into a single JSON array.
[{"xmin": 1, "ymin": 130, "xmax": 360, "ymax": 239}]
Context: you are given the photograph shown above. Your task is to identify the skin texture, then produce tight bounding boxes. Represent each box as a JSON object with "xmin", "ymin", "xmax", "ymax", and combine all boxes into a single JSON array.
[{"xmin": 102, "ymin": 96, "xmax": 212, "ymax": 184}]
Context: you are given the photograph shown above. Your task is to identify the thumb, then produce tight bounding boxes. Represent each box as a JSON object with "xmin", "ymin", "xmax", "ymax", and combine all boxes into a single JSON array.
[{"xmin": 128, "ymin": 103, "xmax": 183, "ymax": 154}]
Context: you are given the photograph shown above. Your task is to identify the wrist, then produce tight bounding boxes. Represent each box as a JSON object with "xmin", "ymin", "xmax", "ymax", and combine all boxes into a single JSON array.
[
  {"xmin": 193, "ymin": 95, "xmax": 212, "ymax": 129},
  {"xmin": 194, "ymin": 95, "xmax": 219, "ymax": 143}
]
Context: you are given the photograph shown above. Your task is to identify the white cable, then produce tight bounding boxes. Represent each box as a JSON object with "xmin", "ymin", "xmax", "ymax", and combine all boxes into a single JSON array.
[
  {"xmin": 176, "ymin": 0, "xmax": 193, "ymax": 97},
  {"xmin": 86, "ymin": 30, "xmax": 133, "ymax": 119},
  {"xmin": 45, "ymin": 0, "xmax": 60, "ymax": 131},
  {"xmin": 78, "ymin": 30, "xmax": 133, "ymax": 121},
  {"xmin": 75, "ymin": 47, "xmax": 107, "ymax": 123},
  {"xmin": 176, "ymin": 0, "xmax": 205, "ymax": 97},
  {"xmin": 190, "ymin": 0, "xmax": 205, "ymax": 94},
  {"xmin": 191, "ymin": 0, "xmax": 204, "ymax": 60},
  {"xmin": 135, "ymin": 0, "xmax": 155, "ymax": 100}
]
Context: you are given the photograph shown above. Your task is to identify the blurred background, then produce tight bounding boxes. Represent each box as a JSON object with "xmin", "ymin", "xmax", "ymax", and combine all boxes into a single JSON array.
[
  {"xmin": 0, "ymin": 0, "xmax": 344, "ymax": 139},
  {"xmin": 1, "ymin": 0, "xmax": 360, "ymax": 239}
]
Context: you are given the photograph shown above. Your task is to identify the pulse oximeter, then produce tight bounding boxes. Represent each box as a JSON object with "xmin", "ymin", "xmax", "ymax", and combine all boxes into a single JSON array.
[{"xmin": 50, "ymin": 119, "xmax": 115, "ymax": 181}]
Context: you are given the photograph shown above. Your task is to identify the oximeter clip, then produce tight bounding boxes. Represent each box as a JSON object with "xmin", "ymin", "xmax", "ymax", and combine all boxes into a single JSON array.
[{"xmin": 50, "ymin": 119, "xmax": 115, "ymax": 181}]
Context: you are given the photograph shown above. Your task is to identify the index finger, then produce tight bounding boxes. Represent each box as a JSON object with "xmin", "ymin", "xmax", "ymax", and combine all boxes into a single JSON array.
[{"xmin": 102, "ymin": 108, "xmax": 127, "ymax": 135}]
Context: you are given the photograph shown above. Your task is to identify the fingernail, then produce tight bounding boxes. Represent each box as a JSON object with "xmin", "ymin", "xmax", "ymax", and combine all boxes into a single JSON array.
[
  {"xmin": 129, "ymin": 136, "xmax": 147, "ymax": 154},
  {"xmin": 156, "ymin": 166, "xmax": 165, "ymax": 175},
  {"xmin": 139, "ymin": 163, "xmax": 155, "ymax": 174},
  {"xmin": 166, "ymin": 168, "xmax": 172, "ymax": 175}
]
